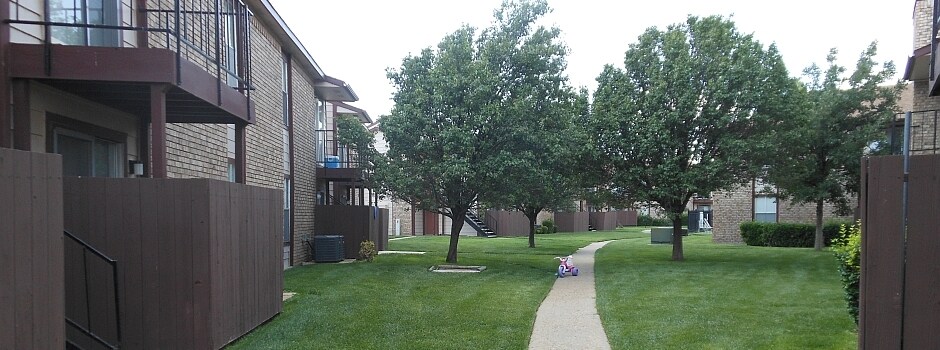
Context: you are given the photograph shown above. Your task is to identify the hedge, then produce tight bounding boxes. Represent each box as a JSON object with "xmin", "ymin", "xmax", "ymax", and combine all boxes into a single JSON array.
[{"xmin": 739, "ymin": 221, "xmax": 849, "ymax": 247}]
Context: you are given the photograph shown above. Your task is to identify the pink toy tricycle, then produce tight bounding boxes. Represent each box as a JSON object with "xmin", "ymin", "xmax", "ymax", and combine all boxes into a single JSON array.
[{"xmin": 555, "ymin": 255, "xmax": 579, "ymax": 277}]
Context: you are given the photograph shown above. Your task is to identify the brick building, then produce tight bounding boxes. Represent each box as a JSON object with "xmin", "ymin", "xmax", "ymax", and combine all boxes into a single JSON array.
[
  {"xmin": 903, "ymin": 0, "xmax": 940, "ymax": 155},
  {"xmin": 1, "ymin": 0, "xmax": 367, "ymax": 347}
]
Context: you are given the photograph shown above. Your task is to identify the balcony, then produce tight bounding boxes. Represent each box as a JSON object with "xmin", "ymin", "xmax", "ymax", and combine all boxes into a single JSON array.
[
  {"xmin": 889, "ymin": 110, "xmax": 940, "ymax": 155},
  {"xmin": 316, "ymin": 128, "xmax": 366, "ymax": 182},
  {"xmin": 4, "ymin": 0, "xmax": 255, "ymax": 124}
]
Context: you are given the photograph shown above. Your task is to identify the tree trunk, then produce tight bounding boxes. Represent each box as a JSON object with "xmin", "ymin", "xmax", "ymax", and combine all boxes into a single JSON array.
[
  {"xmin": 814, "ymin": 199, "xmax": 824, "ymax": 251},
  {"xmin": 526, "ymin": 212, "xmax": 537, "ymax": 248},
  {"xmin": 672, "ymin": 212, "xmax": 684, "ymax": 261},
  {"xmin": 446, "ymin": 209, "xmax": 467, "ymax": 263}
]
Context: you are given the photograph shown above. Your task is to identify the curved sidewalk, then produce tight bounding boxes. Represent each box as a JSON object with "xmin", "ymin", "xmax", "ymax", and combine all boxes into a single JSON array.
[{"xmin": 528, "ymin": 240, "xmax": 615, "ymax": 350}]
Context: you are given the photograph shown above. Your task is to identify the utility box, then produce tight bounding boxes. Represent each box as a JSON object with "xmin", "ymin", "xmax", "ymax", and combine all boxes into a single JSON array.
[{"xmin": 314, "ymin": 235, "xmax": 345, "ymax": 262}]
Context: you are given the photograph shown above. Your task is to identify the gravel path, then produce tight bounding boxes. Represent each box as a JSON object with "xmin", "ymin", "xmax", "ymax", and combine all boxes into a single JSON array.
[{"xmin": 528, "ymin": 240, "xmax": 615, "ymax": 350}]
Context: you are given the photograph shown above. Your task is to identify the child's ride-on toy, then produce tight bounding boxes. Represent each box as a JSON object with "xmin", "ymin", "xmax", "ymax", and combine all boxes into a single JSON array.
[{"xmin": 555, "ymin": 255, "xmax": 579, "ymax": 277}]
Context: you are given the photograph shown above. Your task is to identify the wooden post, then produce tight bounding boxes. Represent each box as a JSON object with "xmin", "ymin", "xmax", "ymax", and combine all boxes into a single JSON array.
[
  {"xmin": 235, "ymin": 122, "xmax": 246, "ymax": 183},
  {"xmin": 11, "ymin": 80, "xmax": 29, "ymax": 151},
  {"xmin": 150, "ymin": 85, "xmax": 168, "ymax": 178}
]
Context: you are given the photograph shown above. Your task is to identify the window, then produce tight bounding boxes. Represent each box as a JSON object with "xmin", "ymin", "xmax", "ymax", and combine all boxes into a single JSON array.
[
  {"xmin": 49, "ymin": 0, "xmax": 120, "ymax": 47},
  {"xmin": 281, "ymin": 54, "xmax": 290, "ymax": 127},
  {"xmin": 316, "ymin": 100, "xmax": 326, "ymax": 164},
  {"xmin": 221, "ymin": 0, "xmax": 240, "ymax": 87},
  {"xmin": 54, "ymin": 128, "xmax": 123, "ymax": 177},
  {"xmin": 283, "ymin": 177, "xmax": 291, "ymax": 243},
  {"xmin": 754, "ymin": 196, "xmax": 777, "ymax": 223}
]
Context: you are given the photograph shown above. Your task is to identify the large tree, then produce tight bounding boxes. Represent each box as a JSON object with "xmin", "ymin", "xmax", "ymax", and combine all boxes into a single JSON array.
[
  {"xmin": 591, "ymin": 16, "xmax": 798, "ymax": 261},
  {"xmin": 381, "ymin": 0, "xmax": 558, "ymax": 263},
  {"xmin": 765, "ymin": 43, "xmax": 902, "ymax": 250}
]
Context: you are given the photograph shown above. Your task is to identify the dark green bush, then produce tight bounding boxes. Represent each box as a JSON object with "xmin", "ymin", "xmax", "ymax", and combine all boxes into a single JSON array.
[
  {"xmin": 535, "ymin": 219, "xmax": 556, "ymax": 234},
  {"xmin": 739, "ymin": 221, "xmax": 849, "ymax": 247},
  {"xmin": 832, "ymin": 222, "xmax": 861, "ymax": 324},
  {"xmin": 638, "ymin": 213, "xmax": 688, "ymax": 227}
]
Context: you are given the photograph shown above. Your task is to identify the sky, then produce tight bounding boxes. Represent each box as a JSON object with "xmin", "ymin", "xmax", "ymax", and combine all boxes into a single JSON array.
[{"xmin": 267, "ymin": 0, "xmax": 913, "ymax": 119}]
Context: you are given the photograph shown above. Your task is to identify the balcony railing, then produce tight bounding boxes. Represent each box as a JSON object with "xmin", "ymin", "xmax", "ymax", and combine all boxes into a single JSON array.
[
  {"xmin": 6, "ymin": 0, "xmax": 253, "ymax": 96},
  {"xmin": 889, "ymin": 110, "xmax": 940, "ymax": 155},
  {"xmin": 316, "ymin": 129, "xmax": 364, "ymax": 169}
]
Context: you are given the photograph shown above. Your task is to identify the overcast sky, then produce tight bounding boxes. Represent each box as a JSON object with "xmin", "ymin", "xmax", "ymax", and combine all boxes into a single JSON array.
[{"xmin": 268, "ymin": 0, "xmax": 913, "ymax": 119}]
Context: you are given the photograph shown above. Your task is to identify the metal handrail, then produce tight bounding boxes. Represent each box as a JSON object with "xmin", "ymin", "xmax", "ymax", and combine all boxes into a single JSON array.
[{"xmin": 64, "ymin": 230, "xmax": 121, "ymax": 350}]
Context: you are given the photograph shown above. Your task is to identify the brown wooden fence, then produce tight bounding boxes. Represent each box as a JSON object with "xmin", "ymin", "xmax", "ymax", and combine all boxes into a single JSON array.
[
  {"xmin": 590, "ymin": 212, "xmax": 618, "ymax": 231},
  {"xmin": 483, "ymin": 210, "xmax": 530, "ymax": 236},
  {"xmin": 617, "ymin": 210, "xmax": 638, "ymax": 226},
  {"xmin": 555, "ymin": 212, "xmax": 589, "ymax": 232},
  {"xmin": 0, "ymin": 148, "xmax": 65, "ymax": 350},
  {"xmin": 315, "ymin": 205, "xmax": 389, "ymax": 258},
  {"xmin": 860, "ymin": 154, "xmax": 940, "ymax": 349},
  {"xmin": 63, "ymin": 177, "xmax": 283, "ymax": 349}
]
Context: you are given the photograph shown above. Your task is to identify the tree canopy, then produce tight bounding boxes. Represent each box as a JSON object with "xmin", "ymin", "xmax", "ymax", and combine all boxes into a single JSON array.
[
  {"xmin": 765, "ymin": 43, "xmax": 902, "ymax": 250},
  {"xmin": 591, "ymin": 15, "xmax": 799, "ymax": 260},
  {"xmin": 380, "ymin": 0, "xmax": 565, "ymax": 262}
]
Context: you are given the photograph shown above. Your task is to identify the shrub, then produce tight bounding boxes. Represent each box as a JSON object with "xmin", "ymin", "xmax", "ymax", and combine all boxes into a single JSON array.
[
  {"xmin": 536, "ymin": 219, "xmax": 556, "ymax": 234},
  {"xmin": 638, "ymin": 213, "xmax": 687, "ymax": 227},
  {"xmin": 832, "ymin": 221, "xmax": 861, "ymax": 324},
  {"xmin": 739, "ymin": 221, "xmax": 849, "ymax": 247},
  {"xmin": 358, "ymin": 240, "xmax": 377, "ymax": 262}
]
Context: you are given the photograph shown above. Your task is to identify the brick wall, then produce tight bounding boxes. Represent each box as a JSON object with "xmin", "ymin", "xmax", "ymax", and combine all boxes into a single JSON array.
[
  {"xmin": 914, "ymin": 0, "xmax": 931, "ymax": 49},
  {"xmin": 712, "ymin": 185, "xmax": 752, "ymax": 243},
  {"xmin": 712, "ymin": 183, "xmax": 853, "ymax": 244},
  {"xmin": 291, "ymin": 67, "xmax": 318, "ymax": 265}
]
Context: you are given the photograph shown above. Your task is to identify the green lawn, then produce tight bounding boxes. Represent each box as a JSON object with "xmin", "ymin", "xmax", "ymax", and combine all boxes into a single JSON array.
[
  {"xmin": 596, "ymin": 234, "xmax": 857, "ymax": 349},
  {"xmin": 227, "ymin": 229, "xmax": 856, "ymax": 349}
]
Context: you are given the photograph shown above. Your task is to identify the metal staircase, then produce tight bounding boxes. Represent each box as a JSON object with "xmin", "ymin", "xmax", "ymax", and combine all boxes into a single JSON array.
[{"xmin": 464, "ymin": 211, "xmax": 496, "ymax": 237}]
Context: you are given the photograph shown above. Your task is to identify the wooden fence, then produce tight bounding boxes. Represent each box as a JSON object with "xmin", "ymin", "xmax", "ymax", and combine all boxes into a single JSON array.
[
  {"xmin": 617, "ymin": 210, "xmax": 638, "ymax": 226},
  {"xmin": 315, "ymin": 205, "xmax": 389, "ymax": 258},
  {"xmin": 63, "ymin": 177, "xmax": 283, "ymax": 349},
  {"xmin": 484, "ymin": 210, "xmax": 530, "ymax": 236},
  {"xmin": 0, "ymin": 148, "xmax": 65, "ymax": 350},
  {"xmin": 859, "ymin": 154, "xmax": 940, "ymax": 349},
  {"xmin": 555, "ymin": 212, "xmax": 589, "ymax": 232},
  {"xmin": 589, "ymin": 212, "xmax": 618, "ymax": 231}
]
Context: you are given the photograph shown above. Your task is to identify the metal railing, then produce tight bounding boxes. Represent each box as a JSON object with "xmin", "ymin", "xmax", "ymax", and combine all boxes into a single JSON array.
[
  {"xmin": 5, "ymin": 0, "xmax": 253, "ymax": 99},
  {"xmin": 63, "ymin": 230, "xmax": 121, "ymax": 350},
  {"xmin": 889, "ymin": 111, "xmax": 939, "ymax": 155},
  {"xmin": 316, "ymin": 129, "xmax": 364, "ymax": 169}
]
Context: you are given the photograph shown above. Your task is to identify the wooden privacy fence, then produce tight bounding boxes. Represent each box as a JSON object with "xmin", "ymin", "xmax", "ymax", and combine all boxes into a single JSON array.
[
  {"xmin": 617, "ymin": 210, "xmax": 638, "ymax": 226},
  {"xmin": 860, "ymin": 154, "xmax": 940, "ymax": 349},
  {"xmin": 0, "ymin": 148, "xmax": 65, "ymax": 350},
  {"xmin": 589, "ymin": 212, "xmax": 618, "ymax": 231},
  {"xmin": 315, "ymin": 205, "xmax": 389, "ymax": 259},
  {"xmin": 485, "ymin": 210, "xmax": 530, "ymax": 236},
  {"xmin": 555, "ymin": 212, "xmax": 589, "ymax": 232},
  {"xmin": 63, "ymin": 177, "xmax": 283, "ymax": 349}
]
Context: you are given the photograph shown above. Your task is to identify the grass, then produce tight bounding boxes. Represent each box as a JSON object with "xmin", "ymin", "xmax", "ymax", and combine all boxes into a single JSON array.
[
  {"xmin": 227, "ymin": 230, "xmax": 645, "ymax": 350},
  {"xmin": 596, "ymin": 234, "xmax": 857, "ymax": 349},
  {"xmin": 228, "ymin": 229, "xmax": 857, "ymax": 349}
]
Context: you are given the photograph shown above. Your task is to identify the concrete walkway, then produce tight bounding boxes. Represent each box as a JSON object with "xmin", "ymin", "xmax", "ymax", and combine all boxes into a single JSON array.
[{"xmin": 528, "ymin": 240, "xmax": 615, "ymax": 350}]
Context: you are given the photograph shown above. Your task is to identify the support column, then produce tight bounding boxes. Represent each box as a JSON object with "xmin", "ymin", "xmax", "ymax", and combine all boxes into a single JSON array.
[
  {"xmin": 139, "ymin": 116, "xmax": 150, "ymax": 177},
  {"xmin": 0, "ymin": 0, "xmax": 10, "ymax": 148},
  {"xmin": 12, "ymin": 80, "xmax": 30, "ymax": 151},
  {"xmin": 235, "ymin": 122, "xmax": 247, "ymax": 183},
  {"xmin": 135, "ymin": 0, "xmax": 149, "ymax": 48},
  {"xmin": 150, "ymin": 84, "xmax": 168, "ymax": 178}
]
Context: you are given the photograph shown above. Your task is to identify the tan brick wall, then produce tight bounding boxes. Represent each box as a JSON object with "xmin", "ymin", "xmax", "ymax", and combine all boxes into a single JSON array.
[
  {"xmin": 914, "ymin": 0, "xmax": 932, "ymax": 50},
  {"xmin": 712, "ymin": 183, "xmax": 854, "ymax": 244},
  {"xmin": 166, "ymin": 124, "xmax": 228, "ymax": 179},
  {"xmin": 712, "ymin": 185, "xmax": 753, "ymax": 244},
  {"xmin": 291, "ymin": 67, "xmax": 318, "ymax": 265}
]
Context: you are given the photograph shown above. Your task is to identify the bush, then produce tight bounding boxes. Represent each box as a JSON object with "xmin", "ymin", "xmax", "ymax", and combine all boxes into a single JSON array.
[
  {"xmin": 832, "ymin": 221, "xmax": 861, "ymax": 324},
  {"xmin": 536, "ymin": 219, "xmax": 556, "ymax": 234},
  {"xmin": 739, "ymin": 221, "xmax": 848, "ymax": 247},
  {"xmin": 638, "ymin": 213, "xmax": 687, "ymax": 227},
  {"xmin": 358, "ymin": 240, "xmax": 377, "ymax": 262}
]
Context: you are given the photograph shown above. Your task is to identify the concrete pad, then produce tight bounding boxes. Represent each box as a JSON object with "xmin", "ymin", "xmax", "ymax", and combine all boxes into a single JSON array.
[
  {"xmin": 528, "ymin": 240, "xmax": 616, "ymax": 350},
  {"xmin": 282, "ymin": 292, "xmax": 296, "ymax": 301},
  {"xmin": 377, "ymin": 250, "xmax": 426, "ymax": 255}
]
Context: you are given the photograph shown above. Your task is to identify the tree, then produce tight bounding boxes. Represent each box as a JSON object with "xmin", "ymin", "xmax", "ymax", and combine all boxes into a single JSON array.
[
  {"xmin": 381, "ymin": 0, "xmax": 557, "ymax": 263},
  {"xmin": 479, "ymin": 1, "xmax": 582, "ymax": 248},
  {"xmin": 765, "ymin": 43, "xmax": 902, "ymax": 250},
  {"xmin": 591, "ymin": 15, "xmax": 798, "ymax": 261}
]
